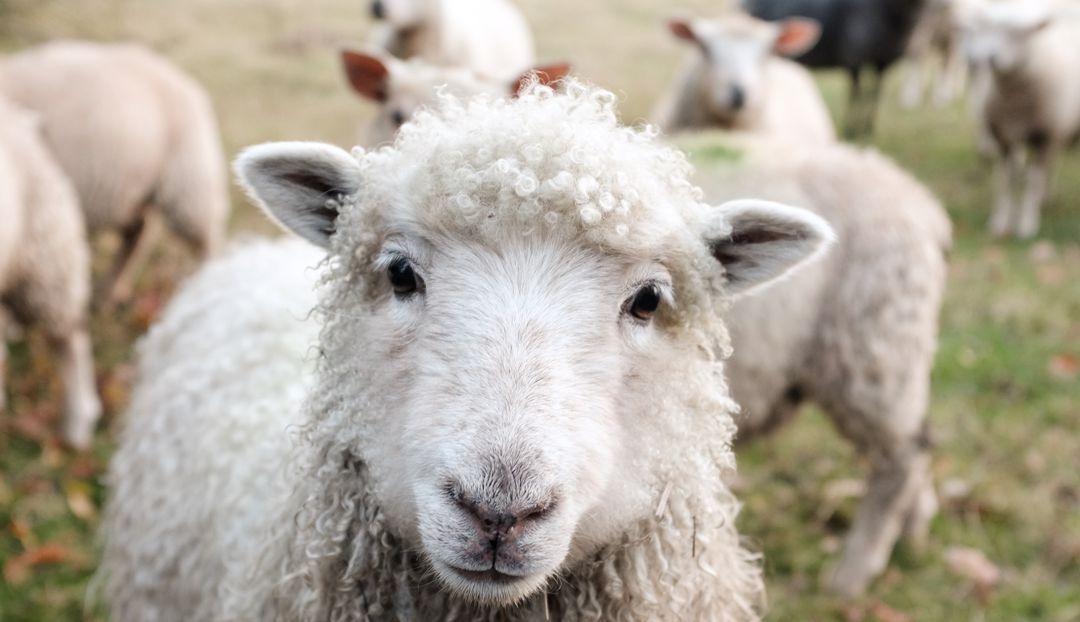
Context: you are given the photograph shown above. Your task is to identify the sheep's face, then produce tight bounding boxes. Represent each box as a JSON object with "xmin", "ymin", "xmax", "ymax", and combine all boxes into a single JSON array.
[
  {"xmin": 961, "ymin": 4, "xmax": 1050, "ymax": 74},
  {"xmin": 669, "ymin": 16, "xmax": 820, "ymax": 123},
  {"xmin": 236, "ymin": 83, "xmax": 833, "ymax": 608},
  {"xmin": 370, "ymin": 0, "xmax": 429, "ymax": 27}
]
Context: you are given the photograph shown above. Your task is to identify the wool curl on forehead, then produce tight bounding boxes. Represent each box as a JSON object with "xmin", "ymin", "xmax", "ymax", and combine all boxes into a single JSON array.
[{"xmin": 325, "ymin": 78, "xmax": 736, "ymax": 353}]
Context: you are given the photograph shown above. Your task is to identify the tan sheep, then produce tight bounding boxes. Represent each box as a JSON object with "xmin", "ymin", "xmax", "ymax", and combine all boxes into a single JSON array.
[
  {"xmin": 0, "ymin": 97, "xmax": 100, "ymax": 449},
  {"xmin": 0, "ymin": 41, "xmax": 229, "ymax": 302}
]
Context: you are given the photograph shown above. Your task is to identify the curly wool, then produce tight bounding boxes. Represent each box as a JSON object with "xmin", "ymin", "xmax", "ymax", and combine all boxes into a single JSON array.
[{"xmin": 104, "ymin": 82, "xmax": 765, "ymax": 621}]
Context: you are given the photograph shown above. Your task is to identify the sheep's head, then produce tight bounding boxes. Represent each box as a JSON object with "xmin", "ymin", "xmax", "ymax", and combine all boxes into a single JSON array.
[
  {"xmin": 960, "ymin": 1, "xmax": 1051, "ymax": 74},
  {"xmin": 236, "ymin": 82, "xmax": 831, "ymax": 607},
  {"xmin": 341, "ymin": 50, "xmax": 571, "ymax": 146},
  {"xmin": 668, "ymin": 14, "xmax": 820, "ymax": 122}
]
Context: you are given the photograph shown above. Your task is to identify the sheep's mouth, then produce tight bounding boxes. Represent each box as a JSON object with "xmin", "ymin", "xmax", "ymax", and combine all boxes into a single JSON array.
[{"xmin": 445, "ymin": 565, "xmax": 528, "ymax": 585}]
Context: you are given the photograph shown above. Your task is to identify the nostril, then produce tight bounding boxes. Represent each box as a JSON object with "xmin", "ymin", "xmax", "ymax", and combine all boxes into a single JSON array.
[
  {"xmin": 371, "ymin": 0, "xmax": 385, "ymax": 19},
  {"xmin": 730, "ymin": 85, "xmax": 745, "ymax": 110}
]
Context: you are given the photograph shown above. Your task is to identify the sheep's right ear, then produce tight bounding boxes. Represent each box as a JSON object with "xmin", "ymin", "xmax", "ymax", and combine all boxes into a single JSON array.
[
  {"xmin": 669, "ymin": 19, "xmax": 700, "ymax": 44},
  {"xmin": 774, "ymin": 18, "xmax": 821, "ymax": 57},
  {"xmin": 705, "ymin": 199, "xmax": 835, "ymax": 298},
  {"xmin": 235, "ymin": 142, "xmax": 361, "ymax": 248},
  {"xmin": 342, "ymin": 50, "xmax": 391, "ymax": 102}
]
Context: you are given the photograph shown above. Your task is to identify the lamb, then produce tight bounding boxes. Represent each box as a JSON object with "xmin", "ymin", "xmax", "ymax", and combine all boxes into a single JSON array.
[
  {"xmin": 962, "ymin": 0, "xmax": 1080, "ymax": 238},
  {"xmin": 101, "ymin": 81, "xmax": 838, "ymax": 620},
  {"xmin": 341, "ymin": 49, "xmax": 569, "ymax": 146},
  {"xmin": 0, "ymin": 41, "xmax": 229, "ymax": 303},
  {"xmin": 0, "ymin": 97, "xmax": 101, "ymax": 449},
  {"xmin": 743, "ymin": 0, "xmax": 928, "ymax": 137},
  {"xmin": 653, "ymin": 13, "xmax": 836, "ymax": 144},
  {"xmin": 367, "ymin": 0, "xmax": 535, "ymax": 80},
  {"xmin": 675, "ymin": 130, "xmax": 951, "ymax": 597}
]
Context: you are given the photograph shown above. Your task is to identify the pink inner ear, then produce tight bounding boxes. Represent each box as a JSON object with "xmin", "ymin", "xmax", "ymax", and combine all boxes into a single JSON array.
[
  {"xmin": 511, "ymin": 63, "xmax": 572, "ymax": 97},
  {"xmin": 669, "ymin": 20, "xmax": 697, "ymax": 43},
  {"xmin": 341, "ymin": 50, "xmax": 390, "ymax": 102},
  {"xmin": 774, "ymin": 19, "xmax": 821, "ymax": 57}
]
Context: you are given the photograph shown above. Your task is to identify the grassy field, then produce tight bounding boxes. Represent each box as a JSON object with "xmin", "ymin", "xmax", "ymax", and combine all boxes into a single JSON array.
[{"xmin": 1, "ymin": 0, "xmax": 1078, "ymax": 620}]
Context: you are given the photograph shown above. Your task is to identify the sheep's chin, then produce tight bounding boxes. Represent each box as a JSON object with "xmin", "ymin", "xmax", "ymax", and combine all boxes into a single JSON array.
[{"xmin": 428, "ymin": 558, "xmax": 552, "ymax": 606}]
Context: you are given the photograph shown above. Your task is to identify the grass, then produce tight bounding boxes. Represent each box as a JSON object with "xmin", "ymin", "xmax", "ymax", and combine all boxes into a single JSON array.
[{"xmin": 1, "ymin": 0, "xmax": 1078, "ymax": 620}]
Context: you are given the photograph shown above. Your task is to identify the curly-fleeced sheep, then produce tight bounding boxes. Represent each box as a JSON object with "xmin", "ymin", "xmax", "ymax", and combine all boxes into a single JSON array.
[
  {"xmin": 675, "ymin": 130, "xmax": 951, "ymax": 597},
  {"xmin": 654, "ymin": 13, "xmax": 836, "ymax": 143},
  {"xmin": 0, "ymin": 41, "xmax": 229, "ymax": 303},
  {"xmin": 367, "ymin": 0, "xmax": 536, "ymax": 80},
  {"xmin": 962, "ymin": 1, "xmax": 1080, "ymax": 238},
  {"xmin": 0, "ymin": 97, "xmax": 101, "ymax": 449},
  {"xmin": 102, "ymin": 82, "xmax": 838, "ymax": 621}
]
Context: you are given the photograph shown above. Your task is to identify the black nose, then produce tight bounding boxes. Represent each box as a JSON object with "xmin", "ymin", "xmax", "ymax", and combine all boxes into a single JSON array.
[
  {"xmin": 371, "ymin": 0, "xmax": 385, "ymax": 19},
  {"xmin": 730, "ymin": 85, "xmax": 745, "ymax": 110},
  {"xmin": 453, "ymin": 493, "xmax": 555, "ymax": 542}
]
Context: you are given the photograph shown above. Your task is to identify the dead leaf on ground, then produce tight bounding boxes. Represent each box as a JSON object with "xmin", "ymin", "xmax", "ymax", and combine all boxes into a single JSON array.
[
  {"xmin": 869, "ymin": 601, "xmax": 912, "ymax": 622},
  {"xmin": 64, "ymin": 479, "xmax": 98, "ymax": 522},
  {"xmin": 1048, "ymin": 353, "xmax": 1079, "ymax": 381},
  {"xmin": 100, "ymin": 363, "xmax": 137, "ymax": 413},
  {"xmin": 945, "ymin": 546, "xmax": 1002, "ymax": 598},
  {"xmin": 2, "ymin": 543, "xmax": 71, "ymax": 586}
]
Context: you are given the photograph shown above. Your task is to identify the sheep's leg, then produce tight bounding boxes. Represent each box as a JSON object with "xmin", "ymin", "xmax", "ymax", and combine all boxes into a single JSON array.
[
  {"xmin": 1016, "ymin": 144, "xmax": 1056, "ymax": 239},
  {"xmin": 99, "ymin": 213, "xmax": 152, "ymax": 306},
  {"xmin": 0, "ymin": 310, "xmax": 7, "ymax": 412},
  {"xmin": 843, "ymin": 67, "xmax": 864, "ymax": 139},
  {"xmin": 934, "ymin": 42, "xmax": 966, "ymax": 106},
  {"xmin": 861, "ymin": 68, "xmax": 884, "ymax": 136},
  {"xmin": 990, "ymin": 147, "xmax": 1022, "ymax": 237},
  {"xmin": 900, "ymin": 58, "xmax": 927, "ymax": 109},
  {"xmin": 51, "ymin": 326, "xmax": 102, "ymax": 450}
]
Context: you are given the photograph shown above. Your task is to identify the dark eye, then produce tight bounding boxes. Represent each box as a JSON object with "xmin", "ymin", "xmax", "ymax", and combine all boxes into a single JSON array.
[
  {"xmin": 627, "ymin": 284, "xmax": 662, "ymax": 321},
  {"xmin": 388, "ymin": 256, "xmax": 421, "ymax": 297},
  {"xmin": 390, "ymin": 110, "xmax": 406, "ymax": 127}
]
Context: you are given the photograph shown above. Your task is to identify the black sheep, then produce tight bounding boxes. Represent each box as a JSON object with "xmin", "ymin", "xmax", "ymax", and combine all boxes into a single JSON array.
[{"xmin": 744, "ymin": 0, "xmax": 927, "ymax": 137}]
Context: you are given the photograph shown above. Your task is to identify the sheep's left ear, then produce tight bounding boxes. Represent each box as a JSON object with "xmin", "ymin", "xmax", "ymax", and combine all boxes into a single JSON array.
[
  {"xmin": 773, "ymin": 18, "xmax": 821, "ymax": 57},
  {"xmin": 705, "ymin": 199, "xmax": 834, "ymax": 297},
  {"xmin": 234, "ymin": 142, "xmax": 361, "ymax": 248}
]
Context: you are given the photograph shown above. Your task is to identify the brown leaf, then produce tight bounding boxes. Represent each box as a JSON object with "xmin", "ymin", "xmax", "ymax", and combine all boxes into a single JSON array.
[
  {"xmin": 1048, "ymin": 353, "xmax": 1079, "ymax": 381},
  {"xmin": 869, "ymin": 601, "xmax": 912, "ymax": 622},
  {"xmin": 100, "ymin": 363, "xmax": 137, "ymax": 414},
  {"xmin": 945, "ymin": 546, "xmax": 1002, "ymax": 590},
  {"xmin": 69, "ymin": 455, "xmax": 102, "ymax": 480},
  {"xmin": 3, "ymin": 543, "xmax": 70, "ymax": 586},
  {"xmin": 8, "ymin": 519, "xmax": 34, "ymax": 548},
  {"xmin": 64, "ymin": 480, "xmax": 97, "ymax": 522}
]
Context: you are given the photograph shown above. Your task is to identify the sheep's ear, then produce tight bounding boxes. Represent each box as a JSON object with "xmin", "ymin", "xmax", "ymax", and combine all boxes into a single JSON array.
[
  {"xmin": 706, "ymin": 199, "xmax": 834, "ymax": 297},
  {"xmin": 669, "ymin": 19, "xmax": 699, "ymax": 44},
  {"xmin": 235, "ymin": 142, "xmax": 361, "ymax": 248},
  {"xmin": 511, "ymin": 63, "xmax": 572, "ymax": 96},
  {"xmin": 342, "ymin": 50, "xmax": 391, "ymax": 102},
  {"xmin": 773, "ymin": 18, "xmax": 821, "ymax": 57}
]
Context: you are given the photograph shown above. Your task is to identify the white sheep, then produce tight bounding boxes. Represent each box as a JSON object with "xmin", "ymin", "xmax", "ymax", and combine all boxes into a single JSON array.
[
  {"xmin": 367, "ymin": 0, "xmax": 536, "ymax": 80},
  {"xmin": 653, "ymin": 13, "xmax": 836, "ymax": 143},
  {"xmin": 0, "ymin": 97, "xmax": 101, "ymax": 449},
  {"xmin": 900, "ymin": 0, "xmax": 975, "ymax": 109},
  {"xmin": 102, "ymin": 82, "xmax": 837, "ymax": 620},
  {"xmin": 0, "ymin": 41, "xmax": 229, "ymax": 302},
  {"xmin": 962, "ymin": 1, "xmax": 1080, "ymax": 237},
  {"xmin": 675, "ymin": 130, "xmax": 951, "ymax": 597},
  {"xmin": 340, "ymin": 49, "xmax": 569, "ymax": 146}
]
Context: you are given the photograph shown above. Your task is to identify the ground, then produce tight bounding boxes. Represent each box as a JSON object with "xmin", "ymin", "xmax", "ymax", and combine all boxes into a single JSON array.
[{"xmin": 0, "ymin": 0, "xmax": 1078, "ymax": 620}]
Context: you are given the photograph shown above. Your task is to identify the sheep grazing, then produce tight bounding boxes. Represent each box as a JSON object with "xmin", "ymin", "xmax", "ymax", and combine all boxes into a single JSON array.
[
  {"xmin": 900, "ymin": 0, "xmax": 975, "ymax": 109},
  {"xmin": 0, "ymin": 97, "xmax": 100, "ymax": 449},
  {"xmin": 341, "ymin": 49, "xmax": 569, "ymax": 145},
  {"xmin": 962, "ymin": 1, "xmax": 1080, "ymax": 238},
  {"xmin": 0, "ymin": 41, "xmax": 229, "ymax": 303},
  {"xmin": 367, "ymin": 0, "xmax": 536, "ymax": 80},
  {"xmin": 102, "ymin": 82, "xmax": 838, "ymax": 620},
  {"xmin": 676, "ymin": 130, "xmax": 951, "ymax": 597},
  {"xmin": 653, "ymin": 13, "xmax": 836, "ymax": 143},
  {"xmin": 743, "ymin": 0, "xmax": 928, "ymax": 137}
]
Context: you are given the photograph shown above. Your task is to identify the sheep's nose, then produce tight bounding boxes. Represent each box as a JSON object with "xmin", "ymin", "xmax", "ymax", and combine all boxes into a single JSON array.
[
  {"xmin": 454, "ymin": 494, "xmax": 555, "ymax": 541},
  {"xmin": 371, "ymin": 0, "xmax": 385, "ymax": 19},
  {"xmin": 730, "ymin": 85, "xmax": 746, "ymax": 110}
]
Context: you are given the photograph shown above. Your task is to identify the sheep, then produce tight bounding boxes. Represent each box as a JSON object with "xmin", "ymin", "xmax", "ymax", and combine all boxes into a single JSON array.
[
  {"xmin": 0, "ymin": 97, "xmax": 101, "ymax": 449},
  {"xmin": 367, "ymin": 0, "xmax": 536, "ymax": 80},
  {"xmin": 101, "ymin": 81, "xmax": 838, "ymax": 621},
  {"xmin": 0, "ymin": 41, "xmax": 229, "ymax": 304},
  {"xmin": 743, "ymin": 0, "xmax": 928, "ymax": 137},
  {"xmin": 674, "ymin": 129, "xmax": 951, "ymax": 597},
  {"xmin": 900, "ymin": 0, "xmax": 974, "ymax": 109},
  {"xmin": 653, "ymin": 13, "xmax": 836, "ymax": 143},
  {"xmin": 961, "ymin": 1, "xmax": 1080, "ymax": 238},
  {"xmin": 341, "ymin": 49, "xmax": 569, "ymax": 146}
]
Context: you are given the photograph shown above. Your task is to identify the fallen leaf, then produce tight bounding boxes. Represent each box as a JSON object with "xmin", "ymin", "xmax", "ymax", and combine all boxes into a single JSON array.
[
  {"xmin": 100, "ymin": 363, "xmax": 137, "ymax": 413},
  {"xmin": 869, "ymin": 601, "xmax": 911, "ymax": 622},
  {"xmin": 8, "ymin": 519, "xmax": 34, "ymax": 548},
  {"xmin": 2, "ymin": 543, "xmax": 70, "ymax": 586},
  {"xmin": 69, "ymin": 455, "xmax": 102, "ymax": 480},
  {"xmin": 1028, "ymin": 240, "xmax": 1057, "ymax": 263},
  {"xmin": 1048, "ymin": 354, "xmax": 1079, "ymax": 381},
  {"xmin": 945, "ymin": 546, "xmax": 1001, "ymax": 595},
  {"xmin": 64, "ymin": 480, "xmax": 97, "ymax": 522}
]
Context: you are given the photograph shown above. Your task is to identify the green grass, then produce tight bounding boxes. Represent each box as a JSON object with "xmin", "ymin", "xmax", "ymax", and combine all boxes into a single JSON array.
[{"xmin": 1, "ymin": 1, "xmax": 1079, "ymax": 620}]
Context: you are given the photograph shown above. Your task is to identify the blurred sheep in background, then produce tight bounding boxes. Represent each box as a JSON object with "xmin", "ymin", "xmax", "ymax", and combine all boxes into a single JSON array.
[
  {"xmin": 653, "ymin": 13, "xmax": 836, "ymax": 143},
  {"xmin": 900, "ymin": 0, "xmax": 977, "ymax": 109},
  {"xmin": 743, "ymin": 0, "xmax": 927, "ymax": 137},
  {"xmin": 366, "ymin": 0, "xmax": 535, "ymax": 80},
  {"xmin": 0, "ymin": 97, "xmax": 100, "ymax": 449},
  {"xmin": 0, "ymin": 41, "xmax": 229, "ymax": 305}
]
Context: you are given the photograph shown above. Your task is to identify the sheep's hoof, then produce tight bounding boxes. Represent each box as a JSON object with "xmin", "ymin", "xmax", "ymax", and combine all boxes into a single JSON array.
[{"xmin": 62, "ymin": 401, "xmax": 102, "ymax": 451}]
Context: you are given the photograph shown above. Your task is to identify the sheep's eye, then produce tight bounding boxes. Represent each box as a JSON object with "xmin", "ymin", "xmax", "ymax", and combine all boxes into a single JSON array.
[
  {"xmin": 388, "ymin": 257, "xmax": 420, "ymax": 297},
  {"xmin": 390, "ymin": 110, "xmax": 406, "ymax": 127},
  {"xmin": 627, "ymin": 284, "xmax": 662, "ymax": 321}
]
